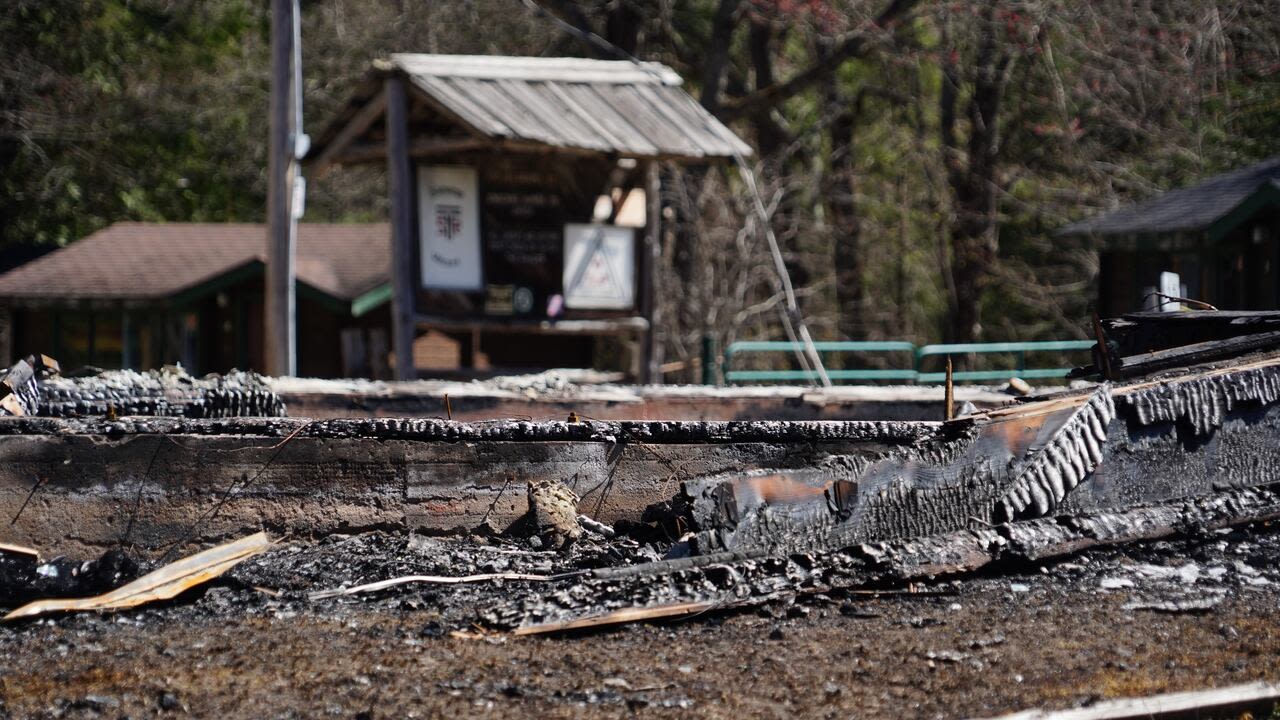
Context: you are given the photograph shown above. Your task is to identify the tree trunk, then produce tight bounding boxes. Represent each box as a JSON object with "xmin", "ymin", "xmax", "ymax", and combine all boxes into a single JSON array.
[
  {"xmin": 699, "ymin": 0, "xmax": 742, "ymax": 114},
  {"xmin": 827, "ymin": 101, "xmax": 864, "ymax": 340},
  {"xmin": 940, "ymin": 7, "xmax": 1010, "ymax": 344},
  {"xmin": 748, "ymin": 19, "xmax": 787, "ymax": 158}
]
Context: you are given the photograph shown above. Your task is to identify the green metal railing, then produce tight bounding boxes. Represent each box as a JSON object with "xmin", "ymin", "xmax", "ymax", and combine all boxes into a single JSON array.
[{"xmin": 722, "ymin": 339, "xmax": 1095, "ymax": 385}]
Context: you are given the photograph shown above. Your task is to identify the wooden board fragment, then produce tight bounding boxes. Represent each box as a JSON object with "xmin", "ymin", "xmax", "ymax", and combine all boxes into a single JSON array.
[
  {"xmin": 3, "ymin": 532, "xmax": 272, "ymax": 621},
  {"xmin": 971, "ymin": 680, "xmax": 1280, "ymax": 720}
]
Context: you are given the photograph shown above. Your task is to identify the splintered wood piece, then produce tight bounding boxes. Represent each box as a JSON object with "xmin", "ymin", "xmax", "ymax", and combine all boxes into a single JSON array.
[
  {"xmin": 513, "ymin": 601, "xmax": 718, "ymax": 635},
  {"xmin": 0, "ymin": 542, "xmax": 39, "ymax": 560},
  {"xmin": 4, "ymin": 532, "xmax": 273, "ymax": 621},
  {"xmin": 971, "ymin": 680, "xmax": 1280, "ymax": 720}
]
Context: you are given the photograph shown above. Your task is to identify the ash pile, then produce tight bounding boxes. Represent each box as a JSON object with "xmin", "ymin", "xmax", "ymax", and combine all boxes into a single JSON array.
[{"xmin": 0, "ymin": 355, "xmax": 285, "ymax": 418}]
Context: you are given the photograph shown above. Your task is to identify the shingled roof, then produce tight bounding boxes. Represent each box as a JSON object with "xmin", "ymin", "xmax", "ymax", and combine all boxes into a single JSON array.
[
  {"xmin": 309, "ymin": 54, "xmax": 752, "ymax": 171},
  {"xmin": 1059, "ymin": 155, "xmax": 1280, "ymax": 241},
  {"xmin": 0, "ymin": 223, "xmax": 390, "ymax": 313}
]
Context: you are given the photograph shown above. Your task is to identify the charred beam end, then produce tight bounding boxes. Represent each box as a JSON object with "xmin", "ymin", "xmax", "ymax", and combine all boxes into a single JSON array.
[{"xmin": 997, "ymin": 385, "xmax": 1114, "ymax": 522}]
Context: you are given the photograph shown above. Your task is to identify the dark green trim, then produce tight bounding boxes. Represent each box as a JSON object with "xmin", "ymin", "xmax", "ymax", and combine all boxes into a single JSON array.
[
  {"xmin": 168, "ymin": 259, "xmax": 363, "ymax": 318},
  {"xmin": 296, "ymin": 282, "xmax": 349, "ymax": 315},
  {"xmin": 169, "ymin": 261, "xmax": 265, "ymax": 308},
  {"xmin": 1207, "ymin": 181, "xmax": 1280, "ymax": 243},
  {"xmin": 351, "ymin": 283, "xmax": 392, "ymax": 318}
]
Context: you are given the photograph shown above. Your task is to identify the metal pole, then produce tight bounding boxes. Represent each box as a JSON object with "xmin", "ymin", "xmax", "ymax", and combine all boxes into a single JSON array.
[{"xmin": 266, "ymin": 0, "xmax": 297, "ymax": 377}]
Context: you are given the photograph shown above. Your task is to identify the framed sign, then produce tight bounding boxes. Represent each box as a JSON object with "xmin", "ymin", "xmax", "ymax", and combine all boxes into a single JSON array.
[
  {"xmin": 562, "ymin": 224, "xmax": 635, "ymax": 310},
  {"xmin": 417, "ymin": 165, "xmax": 482, "ymax": 290}
]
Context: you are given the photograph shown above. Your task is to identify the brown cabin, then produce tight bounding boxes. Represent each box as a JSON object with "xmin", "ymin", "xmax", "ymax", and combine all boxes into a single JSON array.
[{"xmin": 0, "ymin": 222, "xmax": 395, "ymax": 377}]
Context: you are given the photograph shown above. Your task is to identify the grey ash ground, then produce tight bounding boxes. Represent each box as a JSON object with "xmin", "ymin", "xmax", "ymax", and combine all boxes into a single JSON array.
[{"xmin": 3, "ymin": 524, "xmax": 1280, "ymax": 718}]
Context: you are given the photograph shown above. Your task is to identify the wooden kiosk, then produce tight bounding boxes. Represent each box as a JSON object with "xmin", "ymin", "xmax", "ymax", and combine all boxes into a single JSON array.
[{"xmin": 307, "ymin": 54, "xmax": 750, "ymax": 382}]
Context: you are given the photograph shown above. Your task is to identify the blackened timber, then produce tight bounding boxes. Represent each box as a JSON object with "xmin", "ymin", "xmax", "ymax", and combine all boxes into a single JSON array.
[
  {"xmin": 495, "ymin": 483, "xmax": 1280, "ymax": 633},
  {"xmin": 1111, "ymin": 332, "xmax": 1280, "ymax": 378}
]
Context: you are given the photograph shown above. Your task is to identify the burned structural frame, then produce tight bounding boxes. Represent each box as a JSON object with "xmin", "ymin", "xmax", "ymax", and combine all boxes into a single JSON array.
[{"xmin": 307, "ymin": 54, "xmax": 752, "ymax": 382}]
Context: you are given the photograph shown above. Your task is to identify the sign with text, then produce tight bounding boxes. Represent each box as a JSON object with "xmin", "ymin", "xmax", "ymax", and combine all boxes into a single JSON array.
[
  {"xmin": 562, "ymin": 224, "xmax": 635, "ymax": 310},
  {"xmin": 482, "ymin": 186, "xmax": 565, "ymax": 316},
  {"xmin": 417, "ymin": 165, "xmax": 482, "ymax": 290}
]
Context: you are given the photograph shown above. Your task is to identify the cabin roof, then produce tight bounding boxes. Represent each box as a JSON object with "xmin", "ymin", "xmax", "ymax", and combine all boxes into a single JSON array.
[
  {"xmin": 0, "ymin": 223, "xmax": 391, "ymax": 313},
  {"xmin": 1059, "ymin": 155, "xmax": 1280, "ymax": 241}
]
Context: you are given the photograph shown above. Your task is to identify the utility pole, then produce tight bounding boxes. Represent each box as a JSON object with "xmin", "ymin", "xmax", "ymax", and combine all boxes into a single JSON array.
[{"xmin": 266, "ymin": 0, "xmax": 305, "ymax": 377}]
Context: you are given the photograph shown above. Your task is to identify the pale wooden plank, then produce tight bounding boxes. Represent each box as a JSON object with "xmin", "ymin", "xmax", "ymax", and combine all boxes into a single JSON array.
[
  {"xmin": 392, "ymin": 53, "xmax": 681, "ymax": 85},
  {"xmin": 633, "ymin": 83, "xmax": 727, "ymax": 157},
  {"xmin": 600, "ymin": 84, "xmax": 703, "ymax": 158},
  {"xmin": 491, "ymin": 78, "xmax": 593, "ymax": 149},
  {"xmin": 409, "ymin": 75, "xmax": 512, "ymax": 137},
  {"xmin": 455, "ymin": 78, "xmax": 560, "ymax": 146},
  {"xmin": 559, "ymin": 83, "xmax": 660, "ymax": 157},
  {"xmin": 971, "ymin": 681, "xmax": 1280, "ymax": 720}
]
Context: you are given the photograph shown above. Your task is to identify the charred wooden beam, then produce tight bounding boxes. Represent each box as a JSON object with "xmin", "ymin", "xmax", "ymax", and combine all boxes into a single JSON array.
[
  {"xmin": 36, "ymin": 367, "xmax": 285, "ymax": 418},
  {"xmin": 496, "ymin": 483, "xmax": 1280, "ymax": 633}
]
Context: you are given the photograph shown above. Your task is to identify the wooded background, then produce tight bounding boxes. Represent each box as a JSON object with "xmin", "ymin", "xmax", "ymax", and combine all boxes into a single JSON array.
[{"xmin": 4, "ymin": 0, "xmax": 1279, "ymax": 378}]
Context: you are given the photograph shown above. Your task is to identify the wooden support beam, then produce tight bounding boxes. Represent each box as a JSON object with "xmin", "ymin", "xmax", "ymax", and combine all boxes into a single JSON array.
[
  {"xmin": 327, "ymin": 137, "xmax": 494, "ymax": 165},
  {"xmin": 639, "ymin": 161, "xmax": 661, "ymax": 384},
  {"xmin": 309, "ymin": 88, "xmax": 388, "ymax": 178},
  {"xmin": 385, "ymin": 76, "xmax": 417, "ymax": 381},
  {"xmin": 414, "ymin": 315, "xmax": 648, "ymax": 336}
]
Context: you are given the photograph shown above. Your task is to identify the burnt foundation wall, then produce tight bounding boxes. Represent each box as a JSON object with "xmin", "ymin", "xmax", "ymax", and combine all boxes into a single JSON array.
[
  {"xmin": 7, "ymin": 361, "xmax": 1280, "ymax": 559},
  {"xmin": 0, "ymin": 418, "xmax": 935, "ymax": 555}
]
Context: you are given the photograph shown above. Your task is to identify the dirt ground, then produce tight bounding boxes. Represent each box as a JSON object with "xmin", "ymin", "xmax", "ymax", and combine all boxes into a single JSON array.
[{"xmin": 3, "ymin": 528, "xmax": 1280, "ymax": 719}]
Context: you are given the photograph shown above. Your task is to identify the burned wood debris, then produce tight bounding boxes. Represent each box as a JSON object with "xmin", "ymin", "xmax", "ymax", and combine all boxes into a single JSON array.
[
  {"xmin": 0, "ymin": 358, "xmax": 285, "ymax": 418},
  {"xmin": 191, "ymin": 309, "xmax": 1274, "ymax": 634},
  {"xmin": 6, "ymin": 310, "xmax": 1280, "ymax": 638},
  {"xmin": 466, "ymin": 310, "xmax": 1280, "ymax": 631}
]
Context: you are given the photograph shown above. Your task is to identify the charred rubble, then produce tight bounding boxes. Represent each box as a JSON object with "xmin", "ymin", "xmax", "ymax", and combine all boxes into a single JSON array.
[
  {"xmin": 5, "ymin": 311, "xmax": 1280, "ymax": 636},
  {"xmin": 0, "ymin": 358, "xmax": 284, "ymax": 418}
]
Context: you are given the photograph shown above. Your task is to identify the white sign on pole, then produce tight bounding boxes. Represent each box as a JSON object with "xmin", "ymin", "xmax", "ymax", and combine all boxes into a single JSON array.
[
  {"xmin": 562, "ymin": 224, "xmax": 635, "ymax": 310},
  {"xmin": 1159, "ymin": 271, "xmax": 1181, "ymax": 312},
  {"xmin": 417, "ymin": 165, "xmax": 482, "ymax": 290}
]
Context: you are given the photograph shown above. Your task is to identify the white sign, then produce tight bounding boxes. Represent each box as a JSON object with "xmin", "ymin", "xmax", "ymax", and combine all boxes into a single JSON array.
[
  {"xmin": 417, "ymin": 165, "xmax": 482, "ymax": 290},
  {"xmin": 562, "ymin": 224, "xmax": 635, "ymax": 310},
  {"xmin": 1159, "ymin": 271, "xmax": 1181, "ymax": 312}
]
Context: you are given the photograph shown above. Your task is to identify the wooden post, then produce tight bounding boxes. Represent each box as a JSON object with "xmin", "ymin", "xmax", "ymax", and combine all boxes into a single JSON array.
[
  {"xmin": 639, "ymin": 161, "xmax": 662, "ymax": 384},
  {"xmin": 385, "ymin": 75, "xmax": 417, "ymax": 381},
  {"xmin": 944, "ymin": 355, "xmax": 954, "ymax": 420},
  {"xmin": 265, "ymin": 0, "xmax": 297, "ymax": 377}
]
